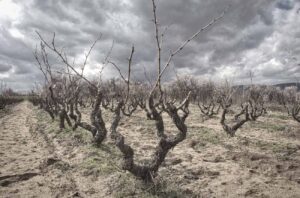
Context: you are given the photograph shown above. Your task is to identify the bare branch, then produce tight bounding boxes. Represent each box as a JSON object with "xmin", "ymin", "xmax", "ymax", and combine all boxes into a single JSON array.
[
  {"xmin": 36, "ymin": 31, "xmax": 98, "ymax": 90},
  {"xmin": 108, "ymin": 61, "xmax": 128, "ymax": 83},
  {"xmin": 82, "ymin": 33, "xmax": 102, "ymax": 76},
  {"xmin": 152, "ymin": 0, "xmax": 162, "ymax": 93},
  {"xmin": 150, "ymin": 5, "xmax": 230, "ymax": 95},
  {"xmin": 177, "ymin": 91, "xmax": 191, "ymax": 110},
  {"xmin": 103, "ymin": 40, "xmax": 114, "ymax": 65},
  {"xmin": 126, "ymin": 45, "xmax": 135, "ymax": 101}
]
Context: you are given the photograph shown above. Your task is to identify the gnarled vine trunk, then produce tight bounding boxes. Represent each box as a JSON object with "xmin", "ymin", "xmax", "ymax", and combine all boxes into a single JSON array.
[{"xmin": 112, "ymin": 96, "xmax": 189, "ymax": 182}]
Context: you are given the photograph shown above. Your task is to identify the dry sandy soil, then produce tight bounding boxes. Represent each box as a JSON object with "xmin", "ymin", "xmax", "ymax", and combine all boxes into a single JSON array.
[{"xmin": 0, "ymin": 101, "xmax": 299, "ymax": 197}]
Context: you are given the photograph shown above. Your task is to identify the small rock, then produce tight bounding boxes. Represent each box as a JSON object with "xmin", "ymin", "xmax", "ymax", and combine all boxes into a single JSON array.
[
  {"xmin": 276, "ymin": 164, "xmax": 284, "ymax": 173},
  {"xmin": 240, "ymin": 139, "xmax": 249, "ymax": 146},
  {"xmin": 288, "ymin": 164, "xmax": 298, "ymax": 170},
  {"xmin": 184, "ymin": 168, "xmax": 204, "ymax": 180},
  {"xmin": 184, "ymin": 174, "xmax": 199, "ymax": 180},
  {"xmin": 250, "ymin": 153, "xmax": 267, "ymax": 161},
  {"xmin": 82, "ymin": 168, "xmax": 100, "ymax": 177},
  {"xmin": 192, "ymin": 168, "xmax": 205, "ymax": 176},
  {"xmin": 214, "ymin": 156, "xmax": 225, "ymax": 163},
  {"xmin": 183, "ymin": 188, "xmax": 193, "ymax": 195},
  {"xmin": 231, "ymin": 155, "xmax": 238, "ymax": 161},
  {"xmin": 168, "ymin": 158, "xmax": 182, "ymax": 166},
  {"xmin": 11, "ymin": 189, "xmax": 19, "ymax": 193},
  {"xmin": 44, "ymin": 157, "xmax": 60, "ymax": 166},
  {"xmin": 186, "ymin": 154, "xmax": 193, "ymax": 161},
  {"xmin": 207, "ymin": 171, "xmax": 220, "ymax": 177},
  {"xmin": 189, "ymin": 140, "xmax": 198, "ymax": 148},
  {"xmin": 203, "ymin": 155, "xmax": 225, "ymax": 163},
  {"xmin": 276, "ymin": 164, "xmax": 283, "ymax": 169},
  {"xmin": 72, "ymin": 192, "xmax": 81, "ymax": 197},
  {"xmin": 245, "ymin": 189, "xmax": 258, "ymax": 197}
]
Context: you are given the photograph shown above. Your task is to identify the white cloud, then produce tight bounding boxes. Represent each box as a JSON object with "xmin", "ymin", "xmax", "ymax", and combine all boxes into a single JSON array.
[{"xmin": 0, "ymin": 0, "xmax": 22, "ymax": 22}]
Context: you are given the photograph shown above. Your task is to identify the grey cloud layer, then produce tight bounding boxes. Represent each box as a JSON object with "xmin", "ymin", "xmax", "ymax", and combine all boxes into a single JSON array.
[{"xmin": 0, "ymin": 0, "xmax": 299, "ymax": 91}]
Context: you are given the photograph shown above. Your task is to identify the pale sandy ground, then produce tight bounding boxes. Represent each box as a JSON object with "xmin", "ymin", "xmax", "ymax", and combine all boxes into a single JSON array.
[
  {"xmin": 0, "ymin": 102, "xmax": 299, "ymax": 197},
  {"xmin": 0, "ymin": 101, "xmax": 52, "ymax": 197},
  {"xmin": 0, "ymin": 102, "xmax": 89, "ymax": 198}
]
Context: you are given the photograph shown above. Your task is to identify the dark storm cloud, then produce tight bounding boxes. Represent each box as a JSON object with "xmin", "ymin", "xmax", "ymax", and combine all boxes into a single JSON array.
[
  {"xmin": 0, "ymin": 28, "xmax": 33, "ymax": 63},
  {"xmin": 0, "ymin": 64, "xmax": 12, "ymax": 72},
  {"xmin": 277, "ymin": 0, "xmax": 294, "ymax": 10},
  {"xmin": 0, "ymin": 0, "xmax": 299, "ymax": 91}
]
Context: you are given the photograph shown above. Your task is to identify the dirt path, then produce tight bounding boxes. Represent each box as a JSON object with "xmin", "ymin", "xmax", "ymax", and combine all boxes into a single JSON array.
[
  {"xmin": 0, "ymin": 102, "xmax": 123, "ymax": 198},
  {"xmin": 0, "ymin": 102, "xmax": 51, "ymax": 197},
  {"xmin": 0, "ymin": 102, "xmax": 79, "ymax": 198}
]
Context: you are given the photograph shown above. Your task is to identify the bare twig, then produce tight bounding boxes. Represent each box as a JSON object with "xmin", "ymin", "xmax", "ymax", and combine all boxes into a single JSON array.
[
  {"xmin": 108, "ymin": 61, "xmax": 128, "ymax": 83},
  {"xmin": 36, "ymin": 31, "xmax": 99, "ymax": 89},
  {"xmin": 150, "ymin": 5, "xmax": 230, "ymax": 95},
  {"xmin": 82, "ymin": 34, "xmax": 102, "ymax": 76},
  {"xmin": 152, "ymin": 0, "xmax": 162, "ymax": 93}
]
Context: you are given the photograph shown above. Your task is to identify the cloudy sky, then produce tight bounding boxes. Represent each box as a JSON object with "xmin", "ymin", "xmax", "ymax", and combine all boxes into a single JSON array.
[{"xmin": 0, "ymin": 0, "xmax": 299, "ymax": 91}]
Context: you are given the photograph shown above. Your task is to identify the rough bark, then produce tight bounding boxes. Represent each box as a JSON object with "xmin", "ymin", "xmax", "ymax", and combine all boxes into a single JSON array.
[
  {"xmin": 112, "ymin": 96, "xmax": 189, "ymax": 182},
  {"xmin": 198, "ymin": 101, "xmax": 220, "ymax": 118},
  {"xmin": 59, "ymin": 109, "xmax": 65, "ymax": 129},
  {"xmin": 220, "ymin": 105, "xmax": 249, "ymax": 137},
  {"xmin": 74, "ymin": 92, "xmax": 107, "ymax": 145},
  {"xmin": 45, "ymin": 107, "xmax": 54, "ymax": 121},
  {"xmin": 292, "ymin": 105, "xmax": 300, "ymax": 123},
  {"xmin": 248, "ymin": 100, "xmax": 265, "ymax": 121}
]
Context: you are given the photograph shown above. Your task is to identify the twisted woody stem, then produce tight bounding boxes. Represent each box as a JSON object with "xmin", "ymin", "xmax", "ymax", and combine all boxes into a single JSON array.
[{"xmin": 111, "ymin": 92, "xmax": 190, "ymax": 182}]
